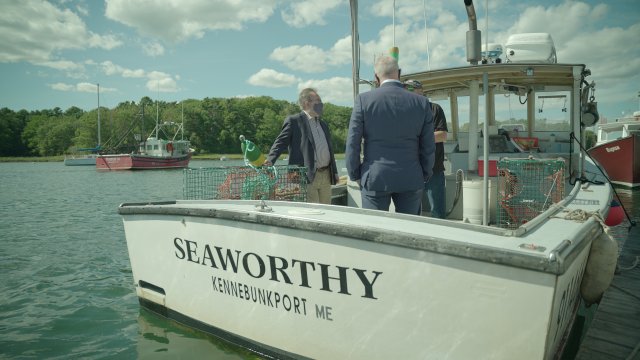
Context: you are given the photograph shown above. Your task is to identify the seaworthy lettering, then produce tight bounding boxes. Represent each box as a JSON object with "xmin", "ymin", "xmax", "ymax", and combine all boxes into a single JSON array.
[{"xmin": 174, "ymin": 237, "xmax": 383, "ymax": 300}]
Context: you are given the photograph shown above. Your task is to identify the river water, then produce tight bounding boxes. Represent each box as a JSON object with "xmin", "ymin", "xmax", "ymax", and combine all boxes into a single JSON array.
[{"xmin": 0, "ymin": 161, "xmax": 637, "ymax": 359}]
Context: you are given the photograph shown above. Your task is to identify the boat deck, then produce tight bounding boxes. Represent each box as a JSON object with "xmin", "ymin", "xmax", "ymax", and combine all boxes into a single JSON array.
[{"xmin": 576, "ymin": 224, "xmax": 640, "ymax": 360}]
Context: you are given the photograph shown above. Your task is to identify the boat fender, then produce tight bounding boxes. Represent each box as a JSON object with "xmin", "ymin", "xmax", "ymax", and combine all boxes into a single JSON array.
[
  {"xmin": 605, "ymin": 199, "xmax": 624, "ymax": 227},
  {"xmin": 167, "ymin": 143, "xmax": 174, "ymax": 153},
  {"xmin": 580, "ymin": 224, "xmax": 618, "ymax": 306}
]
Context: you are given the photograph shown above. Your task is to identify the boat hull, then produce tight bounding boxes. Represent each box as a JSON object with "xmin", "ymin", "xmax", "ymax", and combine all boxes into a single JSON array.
[
  {"xmin": 119, "ymin": 197, "xmax": 606, "ymax": 359},
  {"xmin": 96, "ymin": 153, "xmax": 191, "ymax": 170},
  {"xmin": 64, "ymin": 155, "xmax": 97, "ymax": 166},
  {"xmin": 588, "ymin": 134, "xmax": 640, "ymax": 187}
]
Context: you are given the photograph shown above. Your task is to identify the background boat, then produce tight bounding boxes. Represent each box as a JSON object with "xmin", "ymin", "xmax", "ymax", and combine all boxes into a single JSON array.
[
  {"xmin": 64, "ymin": 84, "xmax": 102, "ymax": 166},
  {"xmin": 588, "ymin": 111, "xmax": 640, "ymax": 187},
  {"xmin": 63, "ymin": 153, "xmax": 99, "ymax": 166},
  {"xmin": 96, "ymin": 101, "xmax": 192, "ymax": 171}
]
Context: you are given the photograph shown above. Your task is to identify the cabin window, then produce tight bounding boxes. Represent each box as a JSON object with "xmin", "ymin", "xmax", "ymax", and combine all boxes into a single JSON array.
[
  {"xmin": 153, "ymin": 145, "xmax": 159, "ymax": 150},
  {"xmin": 494, "ymin": 92, "xmax": 528, "ymax": 131},
  {"xmin": 535, "ymin": 91, "xmax": 570, "ymax": 131},
  {"xmin": 147, "ymin": 145, "xmax": 152, "ymax": 151}
]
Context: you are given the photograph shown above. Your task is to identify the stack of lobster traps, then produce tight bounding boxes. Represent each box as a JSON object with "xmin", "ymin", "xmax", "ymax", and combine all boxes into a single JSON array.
[{"xmin": 183, "ymin": 165, "xmax": 308, "ymax": 202}]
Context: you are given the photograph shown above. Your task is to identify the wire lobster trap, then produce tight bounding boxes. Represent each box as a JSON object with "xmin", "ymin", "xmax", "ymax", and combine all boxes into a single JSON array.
[
  {"xmin": 496, "ymin": 158, "xmax": 565, "ymax": 229},
  {"xmin": 183, "ymin": 165, "xmax": 308, "ymax": 202}
]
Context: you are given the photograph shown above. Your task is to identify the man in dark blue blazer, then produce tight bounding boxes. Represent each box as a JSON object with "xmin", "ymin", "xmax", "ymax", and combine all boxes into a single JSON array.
[
  {"xmin": 265, "ymin": 88, "xmax": 339, "ymax": 204},
  {"xmin": 346, "ymin": 56, "xmax": 435, "ymax": 215}
]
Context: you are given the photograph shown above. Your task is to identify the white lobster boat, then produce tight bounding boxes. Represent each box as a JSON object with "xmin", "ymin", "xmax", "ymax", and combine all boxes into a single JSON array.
[{"xmin": 118, "ymin": 1, "xmax": 617, "ymax": 359}]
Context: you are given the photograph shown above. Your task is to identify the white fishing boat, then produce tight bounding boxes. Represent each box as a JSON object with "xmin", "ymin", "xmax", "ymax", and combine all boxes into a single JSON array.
[
  {"xmin": 118, "ymin": 1, "xmax": 618, "ymax": 358},
  {"xmin": 64, "ymin": 84, "xmax": 102, "ymax": 166}
]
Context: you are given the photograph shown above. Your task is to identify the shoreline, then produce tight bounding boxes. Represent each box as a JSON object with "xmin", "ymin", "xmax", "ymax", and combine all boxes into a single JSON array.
[{"xmin": 0, "ymin": 153, "xmax": 346, "ymax": 163}]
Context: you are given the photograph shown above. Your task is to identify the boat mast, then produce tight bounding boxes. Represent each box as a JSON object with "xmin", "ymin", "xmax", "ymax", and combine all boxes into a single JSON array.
[
  {"xmin": 156, "ymin": 81, "xmax": 160, "ymax": 139},
  {"xmin": 350, "ymin": 0, "xmax": 359, "ymax": 102},
  {"xmin": 97, "ymin": 83, "xmax": 101, "ymax": 147},
  {"xmin": 181, "ymin": 101, "xmax": 184, "ymax": 141}
]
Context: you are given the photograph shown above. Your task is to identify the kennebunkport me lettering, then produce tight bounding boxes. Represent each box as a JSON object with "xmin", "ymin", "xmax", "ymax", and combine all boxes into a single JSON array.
[
  {"xmin": 174, "ymin": 237, "xmax": 383, "ymax": 300},
  {"xmin": 212, "ymin": 276, "xmax": 309, "ymax": 315}
]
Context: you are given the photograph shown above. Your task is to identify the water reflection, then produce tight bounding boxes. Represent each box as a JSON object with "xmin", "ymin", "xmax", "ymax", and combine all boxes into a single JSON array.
[{"xmin": 136, "ymin": 309, "xmax": 259, "ymax": 359}]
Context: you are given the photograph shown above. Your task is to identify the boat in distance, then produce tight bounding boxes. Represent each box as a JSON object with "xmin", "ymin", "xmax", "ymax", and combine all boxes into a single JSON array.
[
  {"xmin": 96, "ymin": 116, "xmax": 192, "ymax": 170},
  {"xmin": 118, "ymin": 0, "xmax": 617, "ymax": 358},
  {"xmin": 64, "ymin": 153, "xmax": 98, "ymax": 166},
  {"xmin": 588, "ymin": 111, "xmax": 640, "ymax": 188}
]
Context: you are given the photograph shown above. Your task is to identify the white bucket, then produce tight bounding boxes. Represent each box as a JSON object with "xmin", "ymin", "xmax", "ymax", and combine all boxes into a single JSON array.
[{"xmin": 462, "ymin": 179, "xmax": 496, "ymax": 224}]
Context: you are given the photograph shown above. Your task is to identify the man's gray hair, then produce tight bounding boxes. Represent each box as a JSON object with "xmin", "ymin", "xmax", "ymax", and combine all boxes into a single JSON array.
[
  {"xmin": 298, "ymin": 88, "xmax": 318, "ymax": 108},
  {"xmin": 374, "ymin": 55, "xmax": 399, "ymax": 78}
]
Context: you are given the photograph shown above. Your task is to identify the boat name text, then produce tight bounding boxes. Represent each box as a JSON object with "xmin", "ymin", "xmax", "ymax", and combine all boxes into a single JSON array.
[{"xmin": 174, "ymin": 237, "xmax": 383, "ymax": 300}]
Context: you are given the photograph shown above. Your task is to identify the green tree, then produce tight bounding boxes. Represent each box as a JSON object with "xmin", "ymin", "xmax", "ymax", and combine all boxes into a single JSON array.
[{"xmin": 0, "ymin": 108, "xmax": 28, "ymax": 156}]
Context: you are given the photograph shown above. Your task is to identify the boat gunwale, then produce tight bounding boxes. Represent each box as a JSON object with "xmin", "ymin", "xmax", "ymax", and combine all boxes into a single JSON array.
[{"xmin": 118, "ymin": 198, "xmax": 600, "ymax": 276}]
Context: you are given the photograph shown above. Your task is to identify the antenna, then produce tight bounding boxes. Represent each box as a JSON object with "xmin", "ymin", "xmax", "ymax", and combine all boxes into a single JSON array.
[
  {"xmin": 423, "ymin": 0, "xmax": 430, "ymax": 70},
  {"xmin": 392, "ymin": 0, "xmax": 396, "ymax": 46},
  {"xmin": 485, "ymin": 0, "xmax": 489, "ymax": 62}
]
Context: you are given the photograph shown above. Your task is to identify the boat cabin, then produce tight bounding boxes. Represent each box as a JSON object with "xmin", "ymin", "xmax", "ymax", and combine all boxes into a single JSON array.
[{"xmin": 397, "ymin": 63, "xmax": 595, "ymax": 225}]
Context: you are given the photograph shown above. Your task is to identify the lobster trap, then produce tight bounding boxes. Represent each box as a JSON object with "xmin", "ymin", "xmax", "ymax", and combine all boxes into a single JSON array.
[
  {"xmin": 496, "ymin": 158, "xmax": 565, "ymax": 229},
  {"xmin": 183, "ymin": 165, "xmax": 308, "ymax": 202}
]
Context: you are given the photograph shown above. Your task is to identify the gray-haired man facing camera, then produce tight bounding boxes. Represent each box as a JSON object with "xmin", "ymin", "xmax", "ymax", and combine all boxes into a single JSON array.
[{"xmin": 265, "ymin": 88, "xmax": 339, "ymax": 204}]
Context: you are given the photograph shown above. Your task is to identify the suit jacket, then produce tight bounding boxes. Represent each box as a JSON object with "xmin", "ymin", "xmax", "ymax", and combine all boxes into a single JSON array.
[
  {"xmin": 346, "ymin": 81, "xmax": 435, "ymax": 192},
  {"xmin": 267, "ymin": 112, "xmax": 338, "ymax": 185}
]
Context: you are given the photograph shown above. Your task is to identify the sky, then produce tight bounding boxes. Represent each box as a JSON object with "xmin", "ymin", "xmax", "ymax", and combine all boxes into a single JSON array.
[{"xmin": 1, "ymin": 0, "xmax": 639, "ymax": 121}]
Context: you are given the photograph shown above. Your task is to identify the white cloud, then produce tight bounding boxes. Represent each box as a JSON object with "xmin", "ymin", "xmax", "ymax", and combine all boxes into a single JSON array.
[
  {"xmin": 270, "ymin": 45, "xmax": 330, "ymax": 73},
  {"xmin": 75, "ymin": 3, "xmax": 89, "ymax": 17},
  {"xmin": 48, "ymin": 82, "xmax": 117, "ymax": 93},
  {"xmin": 98, "ymin": 60, "xmax": 179, "ymax": 92},
  {"xmin": 143, "ymin": 42, "xmax": 165, "ymax": 57},
  {"xmin": 33, "ymin": 60, "xmax": 84, "ymax": 72},
  {"xmin": 0, "ymin": 0, "xmax": 122, "ymax": 64},
  {"xmin": 49, "ymin": 83, "xmax": 74, "ymax": 91},
  {"xmin": 105, "ymin": 0, "xmax": 278, "ymax": 43},
  {"xmin": 298, "ymin": 77, "xmax": 352, "ymax": 105},
  {"xmin": 100, "ymin": 61, "xmax": 146, "ymax": 78},
  {"xmin": 281, "ymin": 0, "xmax": 343, "ymax": 28},
  {"xmin": 270, "ymin": 35, "xmax": 352, "ymax": 73},
  {"xmin": 146, "ymin": 71, "xmax": 179, "ymax": 92},
  {"xmin": 248, "ymin": 68, "xmax": 299, "ymax": 88}
]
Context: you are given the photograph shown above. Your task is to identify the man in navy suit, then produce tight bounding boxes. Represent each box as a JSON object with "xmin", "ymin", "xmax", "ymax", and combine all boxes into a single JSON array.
[
  {"xmin": 265, "ymin": 88, "xmax": 339, "ymax": 204},
  {"xmin": 346, "ymin": 56, "xmax": 435, "ymax": 215}
]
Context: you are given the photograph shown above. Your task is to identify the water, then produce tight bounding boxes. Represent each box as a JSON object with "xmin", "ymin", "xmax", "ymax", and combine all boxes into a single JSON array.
[{"xmin": 0, "ymin": 161, "xmax": 637, "ymax": 359}]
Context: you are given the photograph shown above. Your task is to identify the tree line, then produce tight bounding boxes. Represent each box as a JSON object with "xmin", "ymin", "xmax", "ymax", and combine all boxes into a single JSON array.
[
  {"xmin": 0, "ymin": 96, "xmax": 353, "ymax": 157},
  {"xmin": 0, "ymin": 96, "xmax": 596, "ymax": 158}
]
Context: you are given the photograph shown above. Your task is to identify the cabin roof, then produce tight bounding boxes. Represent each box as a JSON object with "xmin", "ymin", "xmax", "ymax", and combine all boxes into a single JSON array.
[{"xmin": 402, "ymin": 63, "xmax": 585, "ymax": 96}]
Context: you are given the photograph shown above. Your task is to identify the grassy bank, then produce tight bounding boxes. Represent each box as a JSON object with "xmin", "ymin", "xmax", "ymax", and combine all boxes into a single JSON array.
[{"xmin": 0, "ymin": 156, "xmax": 64, "ymax": 162}]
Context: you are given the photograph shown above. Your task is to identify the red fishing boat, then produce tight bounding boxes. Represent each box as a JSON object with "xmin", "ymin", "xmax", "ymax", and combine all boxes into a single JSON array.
[
  {"xmin": 588, "ymin": 111, "xmax": 640, "ymax": 187},
  {"xmin": 97, "ymin": 103, "xmax": 192, "ymax": 170}
]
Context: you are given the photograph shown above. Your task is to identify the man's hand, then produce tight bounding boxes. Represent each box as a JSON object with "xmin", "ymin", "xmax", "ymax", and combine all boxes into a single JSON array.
[{"xmin": 262, "ymin": 160, "xmax": 272, "ymax": 166}]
